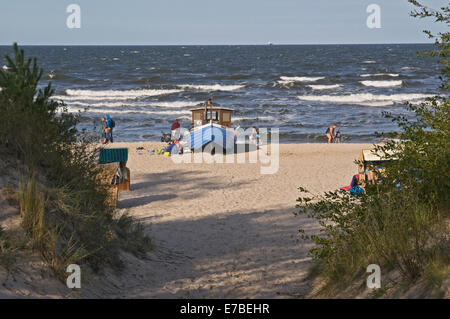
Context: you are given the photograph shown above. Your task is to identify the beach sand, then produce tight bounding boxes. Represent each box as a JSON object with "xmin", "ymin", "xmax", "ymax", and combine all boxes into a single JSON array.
[
  {"xmin": 0, "ymin": 142, "xmax": 372, "ymax": 298},
  {"xmin": 91, "ymin": 142, "xmax": 372, "ymax": 298}
]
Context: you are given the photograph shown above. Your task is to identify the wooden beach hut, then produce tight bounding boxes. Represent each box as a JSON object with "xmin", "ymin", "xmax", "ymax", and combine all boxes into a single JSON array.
[
  {"xmin": 99, "ymin": 148, "xmax": 131, "ymax": 191},
  {"xmin": 190, "ymin": 107, "xmax": 233, "ymax": 128},
  {"xmin": 97, "ymin": 148, "xmax": 131, "ymax": 207}
]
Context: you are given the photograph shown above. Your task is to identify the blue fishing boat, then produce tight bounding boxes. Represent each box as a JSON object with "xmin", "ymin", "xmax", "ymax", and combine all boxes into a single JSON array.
[{"xmin": 188, "ymin": 106, "xmax": 236, "ymax": 152}]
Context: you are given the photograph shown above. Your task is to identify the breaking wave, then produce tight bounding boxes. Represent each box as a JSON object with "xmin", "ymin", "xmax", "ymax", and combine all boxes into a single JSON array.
[
  {"xmin": 307, "ymin": 84, "xmax": 341, "ymax": 90},
  {"xmin": 297, "ymin": 93, "xmax": 432, "ymax": 106},
  {"xmin": 53, "ymin": 88, "xmax": 183, "ymax": 101},
  {"xmin": 278, "ymin": 76, "xmax": 325, "ymax": 85},
  {"xmin": 360, "ymin": 73, "xmax": 400, "ymax": 78},
  {"xmin": 359, "ymin": 80, "xmax": 403, "ymax": 88},
  {"xmin": 177, "ymin": 84, "xmax": 245, "ymax": 91}
]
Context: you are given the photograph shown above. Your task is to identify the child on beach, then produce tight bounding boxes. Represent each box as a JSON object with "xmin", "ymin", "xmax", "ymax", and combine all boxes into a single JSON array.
[
  {"xmin": 334, "ymin": 128, "xmax": 342, "ymax": 143},
  {"xmin": 250, "ymin": 126, "xmax": 260, "ymax": 148}
]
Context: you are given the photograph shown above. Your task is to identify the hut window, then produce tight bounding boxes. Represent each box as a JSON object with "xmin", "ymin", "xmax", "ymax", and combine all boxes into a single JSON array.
[
  {"xmin": 193, "ymin": 112, "xmax": 202, "ymax": 121},
  {"xmin": 206, "ymin": 111, "xmax": 219, "ymax": 121},
  {"xmin": 222, "ymin": 112, "xmax": 231, "ymax": 122}
]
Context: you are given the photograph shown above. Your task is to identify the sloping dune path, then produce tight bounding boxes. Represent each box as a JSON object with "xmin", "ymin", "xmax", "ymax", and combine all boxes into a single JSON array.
[
  {"xmin": 82, "ymin": 143, "xmax": 369, "ymax": 298},
  {"xmin": 0, "ymin": 143, "xmax": 370, "ymax": 298}
]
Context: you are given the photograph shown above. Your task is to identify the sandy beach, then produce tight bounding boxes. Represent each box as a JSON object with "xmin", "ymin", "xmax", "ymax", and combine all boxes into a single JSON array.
[
  {"xmin": 74, "ymin": 142, "xmax": 370, "ymax": 298},
  {"xmin": 0, "ymin": 142, "xmax": 373, "ymax": 298}
]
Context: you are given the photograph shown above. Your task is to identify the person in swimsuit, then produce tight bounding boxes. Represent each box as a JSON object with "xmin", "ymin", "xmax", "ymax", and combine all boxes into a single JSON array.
[{"xmin": 326, "ymin": 124, "xmax": 337, "ymax": 144}]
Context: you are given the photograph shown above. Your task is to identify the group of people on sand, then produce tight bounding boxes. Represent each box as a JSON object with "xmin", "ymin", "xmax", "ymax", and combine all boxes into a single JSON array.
[{"xmin": 101, "ymin": 99, "xmax": 339, "ymax": 146}]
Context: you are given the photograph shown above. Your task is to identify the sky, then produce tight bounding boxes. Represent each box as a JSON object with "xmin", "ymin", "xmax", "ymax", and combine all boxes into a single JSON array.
[{"xmin": 0, "ymin": 0, "xmax": 447, "ymax": 45}]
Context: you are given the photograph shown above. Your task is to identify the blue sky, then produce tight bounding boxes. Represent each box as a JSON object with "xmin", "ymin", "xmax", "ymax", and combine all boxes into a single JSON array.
[{"xmin": 0, "ymin": 0, "xmax": 447, "ymax": 45}]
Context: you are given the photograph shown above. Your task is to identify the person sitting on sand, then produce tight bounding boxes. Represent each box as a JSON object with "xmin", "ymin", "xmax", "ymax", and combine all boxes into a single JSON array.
[
  {"xmin": 365, "ymin": 167, "xmax": 383, "ymax": 184},
  {"xmin": 325, "ymin": 124, "xmax": 337, "ymax": 144},
  {"xmin": 163, "ymin": 140, "xmax": 183, "ymax": 155}
]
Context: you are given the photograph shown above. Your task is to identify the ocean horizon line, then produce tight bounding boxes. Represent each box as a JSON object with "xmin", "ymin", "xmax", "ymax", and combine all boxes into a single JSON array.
[{"xmin": 0, "ymin": 42, "xmax": 435, "ymax": 47}]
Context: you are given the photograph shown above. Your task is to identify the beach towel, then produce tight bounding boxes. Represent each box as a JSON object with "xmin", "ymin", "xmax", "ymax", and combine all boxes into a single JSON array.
[
  {"xmin": 340, "ymin": 174, "xmax": 359, "ymax": 191},
  {"xmin": 341, "ymin": 174, "xmax": 365, "ymax": 196},
  {"xmin": 349, "ymin": 185, "xmax": 365, "ymax": 196}
]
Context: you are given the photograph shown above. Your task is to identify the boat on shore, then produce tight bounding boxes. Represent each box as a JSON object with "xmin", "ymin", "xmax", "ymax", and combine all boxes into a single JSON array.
[{"xmin": 187, "ymin": 104, "xmax": 236, "ymax": 152}]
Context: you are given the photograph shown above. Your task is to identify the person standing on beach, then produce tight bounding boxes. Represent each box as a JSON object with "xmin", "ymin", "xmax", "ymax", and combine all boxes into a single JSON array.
[
  {"xmin": 171, "ymin": 119, "xmax": 181, "ymax": 140},
  {"xmin": 100, "ymin": 116, "xmax": 107, "ymax": 143},
  {"xmin": 325, "ymin": 124, "xmax": 337, "ymax": 144},
  {"xmin": 250, "ymin": 126, "xmax": 259, "ymax": 147},
  {"xmin": 104, "ymin": 114, "xmax": 114, "ymax": 144}
]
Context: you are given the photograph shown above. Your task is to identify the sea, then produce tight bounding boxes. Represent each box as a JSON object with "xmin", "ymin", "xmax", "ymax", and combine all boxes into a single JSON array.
[{"xmin": 0, "ymin": 44, "xmax": 443, "ymax": 143}]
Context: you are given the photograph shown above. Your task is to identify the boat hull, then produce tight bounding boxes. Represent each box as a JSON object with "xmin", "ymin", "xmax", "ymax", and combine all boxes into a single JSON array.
[{"xmin": 188, "ymin": 123, "xmax": 235, "ymax": 151}]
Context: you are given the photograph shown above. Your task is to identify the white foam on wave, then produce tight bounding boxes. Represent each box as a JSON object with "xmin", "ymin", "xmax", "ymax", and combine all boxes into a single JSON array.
[
  {"xmin": 177, "ymin": 84, "xmax": 245, "ymax": 91},
  {"xmin": 360, "ymin": 80, "xmax": 403, "ymax": 88},
  {"xmin": 278, "ymin": 76, "xmax": 325, "ymax": 85},
  {"xmin": 360, "ymin": 73, "xmax": 399, "ymax": 78},
  {"xmin": 65, "ymin": 88, "xmax": 181, "ymax": 97},
  {"xmin": 363, "ymin": 60, "xmax": 376, "ymax": 64},
  {"xmin": 61, "ymin": 106, "xmax": 191, "ymax": 116},
  {"xmin": 297, "ymin": 93, "xmax": 433, "ymax": 106},
  {"xmin": 66, "ymin": 100, "xmax": 202, "ymax": 108},
  {"xmin": 67, "ymin": 101, "xmax": 146, "ymax": 108},
  {"xmin": 2, "ymin": 65, "xmax": 9, "ymax": 70},
  {"xmin": 307, "ymin": 84, "xmax": 341, "ymax": 90},
  {"xmin": 55, "ymin": 88, "xmax": 183, "ymax": 101},
  {"xmin": 232, "ymin": 115, "xmax": 279, "ymax": 123},
  {"xmin": 53, "ymin": 95, "xmax": 136, "ymax": 101},
  {"xmin": 148, "ymin": 101, "xmax": 202, "ymax": 108},
  {"xmin": 356, "ymin": 101, "xmax": 395, "ymax": 107}
]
